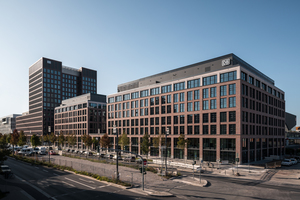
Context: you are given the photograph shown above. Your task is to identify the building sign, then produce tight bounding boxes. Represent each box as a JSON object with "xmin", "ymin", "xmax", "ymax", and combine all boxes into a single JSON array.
[{"xmin": 222, "ymin": 58, "xmax": 231, "ymax": 66}]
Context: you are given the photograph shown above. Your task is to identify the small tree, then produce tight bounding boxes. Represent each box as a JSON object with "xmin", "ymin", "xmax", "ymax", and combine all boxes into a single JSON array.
[
  {"xmin": 18, "ymin": 130, "xmax": 27, "ymax": 147},
  {"xmin": 68, "ymin": 133, "xmax": 77, "ymax": 149},
  {"xmin": 58, "ymin": 133, "xmax": 65, "ymax": 149},
  {"xmin": 82, "ymin": 134, "xmax": 93, "ymax": 151},
  {"xmin": 118, "ymin": 132, "xmax": 130, "ymax": 150},
  {"xmin": 100, "ymin": 133, "xmax": 111, "ymax": 153},
  {"xmin": 0, "ymin": 134, "xmax": 10, "ymax": 163},
  {"xmin": 177, "ymin": 134, "xmax": 188, "ymax": 149},
  {"xmin": 141, "ymin": 133, "xmax": 151, "ymax": 158},
  {"xmin": 49, "ymin": 132, "xmax": 57, "ymax": 146},
  {"xmin": 10, "ymin": 129, "xmax": 19, "ymax": 152},
  {"xmin": 6, "ymin": 133, "xmax": 11, "ymax": 144},
  {"xmin": 31, "ymin": 134, "xmax": 41, "ymax": 147},
  {"xmin": 92, "ymin": 138, "xmax": 99, "ymax": 151},
  {"xmin": 153, "ymin": 135, "xmax": 161, "ymax": 149}
]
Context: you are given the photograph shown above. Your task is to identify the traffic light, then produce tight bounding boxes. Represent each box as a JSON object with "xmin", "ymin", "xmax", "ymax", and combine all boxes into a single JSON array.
[{"xmin": 139, "ymin": 167, "xmax": 146, "ymax": 174}]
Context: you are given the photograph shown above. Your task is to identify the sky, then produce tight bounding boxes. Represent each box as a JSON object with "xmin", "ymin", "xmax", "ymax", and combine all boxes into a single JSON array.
[{"xmin": 0, "ymin": 0, "xmax": 299, "ymax": 126}]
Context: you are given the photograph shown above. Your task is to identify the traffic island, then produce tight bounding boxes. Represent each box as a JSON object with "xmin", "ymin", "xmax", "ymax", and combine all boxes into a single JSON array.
[{"xmin": 172, "ymin": 175, "xmax": 208, "ymax": 187}]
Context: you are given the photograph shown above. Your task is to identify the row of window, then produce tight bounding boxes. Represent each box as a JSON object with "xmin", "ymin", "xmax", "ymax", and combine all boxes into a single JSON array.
[{"xmin": 109, "ymin": 71, "xmax": 237, "ymax": 103}]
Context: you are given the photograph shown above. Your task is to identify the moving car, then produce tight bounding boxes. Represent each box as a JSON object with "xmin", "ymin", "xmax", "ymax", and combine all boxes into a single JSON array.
[
  {"xmin": 281, "ymin": 159, "xmax": 293, "ymax": 166},
  {"xmin": 290, "ymin": 158, "xmax": 298, "ymax": 165},
  {"xmin": 49, "ymin": 150, "xmax": 57, "ymax": 155}
]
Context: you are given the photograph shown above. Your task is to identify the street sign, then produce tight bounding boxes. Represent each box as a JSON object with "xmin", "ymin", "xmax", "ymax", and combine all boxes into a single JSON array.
[
  {"xmin": 143, "ymin": 160, "xmax": 147, "ymax": 166},
  {"xmin": 201, "ymin": 159, "xmax": 203, "ymax": 163},
  {"xmin": 235, "ymin": 158, "xmax": 239, "ymax": 162}
]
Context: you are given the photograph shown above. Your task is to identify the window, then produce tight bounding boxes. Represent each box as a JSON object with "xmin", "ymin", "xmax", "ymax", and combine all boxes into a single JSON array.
[
  {"xmin": 220, "ymin": 71, "xmax": 237, "ymax": 82},
  {"xmin": 203, "ymin": 113, "xmax": 208, "ymax": 123},
  {"xmin": 131, "ymin": 92, "xmax": 139, "ymax": 99},
  {"xmin": 210, "ymin": 87, "xmax": 216, "ymax": 97},
  {"xmin": 187, "ymin": 102, "xmax": 193, "ymax": 111},
  {"xmin": 241, "ymin": 71, "xmax": 247, "ymax": 81},
  {"xmin": 203, "ymin": 88, "xmax": 209, "ymax": 98},
  {"xmin": 229, "ymin": 84, "xmax": 236, "ymax": 95},
  {"xmin": 140, "ymin": 100, "xmax": 144, "ymax": 108},
  {"xmin": 187, "ymin": 115, "xmax": 193, "ymax": 123},
  {"xmin": 211, "ymin": 125, "xmax": 216, "ymax": 135},
  {"xmin": 180, "ymin": 92, "xmax": 185, "ymax": 102},
  {"xmin": 194, "ymin": 101, "xmax": 200, "ymax": 111},
  {"xmin": 180, "ymin": 115, "xmax": 185, "ymax": 124},
  {"xmin": 173, "ymin": 94, "xmax": 178, "ymax": 103},
  {"xmin": 161, "ymin": 106, "xmax": 165, "ymax": 114},
  {"xmin": 174, "ymin": 104, "xmax": 178, "ymax": 113},
  {"xmin": 210, "ymin": 113, "xmax": 217, "ymax": 122},
  {"xmin": 220, "ymin": 112, "xmax": 227, "ymax": 122},
  {"xmin": 249, "ymin": 76, "xmax": 254, "ymax": 85},
  {"xmin": 167, "ymin": 105, "xmax": 171, "ymax": 113},
  {"xmin": 203, "ymin": 100, "xmax": 209, "ymax": 110},
  {"xmin": 256, "ymin": 80, "xmax": 261, "ymax": 88},
  {"xmin": 161, "ymin": 96, "xmax": 166, "ymax": 104},
  {"xmin": 194, "ymin": 90, "xmax": 199, "ymax": 100},
  {"xmin": 150, "ymin": 98, "xmax": 154, "ymax": 105},
  {"xmin": 262, "ymin": 83, "xmax": 266, "ymax": 91},
  {"xmin": 229, "ymin": 97, "xmax": 236, "ymax": 107},
  {"xmin": 174, "ymin": 82, "xmax": 185, "ymax": 91},
  {"xmin": 180, "ymin": 103, "xmax": 185, "ymax": 112},
  {"xmin": 229, "ymin": 124, "xmax": 236, "ymax": 134},
  {"xmin": 123, "ymin": 94, "xmax": 130, "ymax": 101},
  {"xmin": 161, "ymin": 85, "xmax": 172, "ymax": 93},
  {"xmin": 187, "ymin": 91, "xmax": 193, "ymax": 101},
  {"xmin": 220, "ymin": 98, "xmax": 227, "ymax": 108},
  {"xmin": 220, "ymin": 125, "xmax": 227, "ymax": 135},
  {"xmin": 220, "ymin": 85, "xmax": 227, "ymax": 96},
  {"xmin": 115, "ymin": 95, "xmax": 122, "ymax": 102},
  {"xmin": 187, "ymin": 78, "xmax": 200, "ymax": 88},
  {"xmin": 140, "ymin": 90, "xmax": 149, "ymax": 97},
  {"xmin": 194, "ymin": 114, "xmax": 200, "ymax": 123},
  {"xmin": 108, "ymin": 97, "xmax": 114, "ymax": 103},
  {"xmin": 167, "ymin": 95, "xmax": 171, "ymax": 103},
  {"xmin": 203, "ymin": 125, "xmax": 208, "ymax": 134},
  {"xmin": 203, "ymin": 75, "xmax": 217, "ymax": 86},
  {"xmin": 174, "ymin": 116, "xmax": 178, "ymax": 124},
  {"xmin": 155, "ymin": 97, "xmax": 159, "ymax": 105},
  {"xmin": 150, "ymin": 87, "xmax": 159, "ymax": 95},
  {"xmin": 229, "ymin": 111, "xmax": 236, "ymax": 122},
  {"xmin": 210, "ymin": 99, "xmax": 216, "ymax": 109},
  {"xmin": 155, "ymin": 107, "xmax": 159, "ymax": 114}
]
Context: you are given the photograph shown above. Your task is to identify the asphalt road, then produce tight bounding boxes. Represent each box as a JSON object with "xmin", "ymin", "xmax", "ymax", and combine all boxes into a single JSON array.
[{"xmin": 2, "ymin": 158, "xmax": 180, "ymax": 200}]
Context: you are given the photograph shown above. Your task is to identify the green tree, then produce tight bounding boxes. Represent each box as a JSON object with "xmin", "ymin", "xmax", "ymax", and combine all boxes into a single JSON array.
[
  {"xmin": 82, "ymin": 134, "xmax": 93, "ymax": 151},
  {"xmin": 177, "ymin": 134, "xmax": 188, "ymax": 149},
  {"xmin": 10, "ymin": 129, "xmax": 19, "ymax": 152},
  {"xmin": 92, "ymin": 138, "xmax": 99, "ymax": 150},
  {"xmin": 58, "ymin": 133, "xmax": 65, "ymax": 149},
  {"xmin": 6, "ymin": 133, "xmax": 11, "ymax": 144},
  {"xmin": 49, "ymin": 132, "xmax": 57, "ymax": 145},
  {"xmin": 18, "ymin": 130, "xmax": 27, "ymax": 147},
  {"xmin": 100, "ymin": 133, "xmax": 111, "ymax": 153},
  {"xmin": 31, "ymin": 134, "xmax": 41, "ymax": 147},
  {"xmin": 68, "ymin": 133, "xmax": 77, "ymax": 148},
  {"xmin": 0, "ymin": 133, "xmax": 10, "ymax": 163},
  {"xmin": 141, "ymin": 133, "xmax": 150, "ymax": 157},
  {"xmin": 118, "ymin": 132, "xmax": 130, "ymax": 150},
  {"xmin": 153, "ymin": 135, "xmax": 161, "ymax": 149}
]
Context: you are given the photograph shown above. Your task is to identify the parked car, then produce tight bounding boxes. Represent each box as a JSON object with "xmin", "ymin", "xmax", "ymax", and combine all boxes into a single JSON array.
[
  {"xmin": 39, "ymin": 150, "xmax": 47, "ymax": 155},
  {"xmin": 113, "ymin": 155, "xmax": 122, "ymax": 160},
  {"xmin": 0, "ymin": 165, "xmax": 11, "ymax": 174},
  {"xmin": 84, "ymin": 151, "xmax": 93, "ymax": 156},
  {"xmin": 33, "ymin": 147, "xmax": 40, "ymax": 154},
  {"xmin": 124, "ymin": 156, "xmax": 136, "ymax": 162},
  {"xmin": 290, "ymin": 158, "xmax": 298, "ymax": 165},
  {"xmin": 136, "ymin": 158, "xmax": 147, "ymax": 164},
  {"xmin": 67, "ymin": 149, "xmax": 70, "ymax": 152},
  {"xmin": 71, "ymin": 150, "xmax": 75, "ymax": 153},
  {"xmin": 80, "ymin": 150, "xmax": 85, "ymax": 154},
  {"xmin": 18, "ymin": 148, "xmax": 34, "ymax": 156},
  {"xmin": 104, "ymin": 154, "xmax": 113, "ymax": 159},
  {"xmin": 281, "ymin": 159, "xmax": 293, "ymax": 166},
  {"xmin": 49, "ymin": 150, "xmax": 57, "ymax": 155}
]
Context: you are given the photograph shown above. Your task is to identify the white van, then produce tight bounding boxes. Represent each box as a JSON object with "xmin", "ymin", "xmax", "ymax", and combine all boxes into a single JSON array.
[
  {"xmin": 38, "ymin": 147, "xmax": 46, "ymax": 155},
  {"xmin": 18, "ymin": 148, "xmax": 34, "ymax": 156}
]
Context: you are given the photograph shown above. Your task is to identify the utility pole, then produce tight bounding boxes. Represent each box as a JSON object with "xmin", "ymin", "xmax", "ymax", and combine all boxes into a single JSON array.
[{"xmin": 113, "ymin": 124, "xmax": 119, "ymax": 181}]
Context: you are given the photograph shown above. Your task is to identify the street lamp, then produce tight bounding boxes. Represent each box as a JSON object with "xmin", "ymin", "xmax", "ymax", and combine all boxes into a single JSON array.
[
  {"xmin": 113, "ymin": 124, "xmax": 119, "ymax": 181},
  {"xmin": 165, "ymin": 128, "xmax": 169, "ymax": 176}
]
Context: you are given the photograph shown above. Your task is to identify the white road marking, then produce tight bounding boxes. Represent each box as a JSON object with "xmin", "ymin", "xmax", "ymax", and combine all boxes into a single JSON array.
[
  {"xmin": 43, "ymin": 170, "xmax": 48, "ymax": 172},
  {"xmin": 15, "ymin": 175, "xmax": 55, "ymax": 200},
  {"xmin": 79, "ymin": 178, "xmax": 94, "ymax": 183},
  {"xmin": 35, "ymin": 167, "xmax": 39, "ymax": 169},
  {"xmin": 62, "ymin": 181, "xmax": 75, "ymax": 187},
  {"xmin": 65, "ymin": 177, "xmax": 96, "ymax": 189},
  {"xmin": 53, "ymin": 173, "xmax": 59, "ymax": 176},
  {"xmin": 20, "ymin": 189, "xmax": 36, "ymax": 200},
  {"xmin": 98, "ymin": 185, "xmax": 107, "ymax": 189}
]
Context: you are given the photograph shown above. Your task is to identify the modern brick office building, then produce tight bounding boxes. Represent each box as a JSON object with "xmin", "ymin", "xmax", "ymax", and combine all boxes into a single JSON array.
[
  {"xmin": 16, "ymin": 57, "xmax": 97, "ymax": 136},
  {"xmin": 107, "ymin": 54, "xmax": 285, "ymax": 163},
  {"xmin": 54, "ymin": 93, "xmax": 106, "ymax": 149}
]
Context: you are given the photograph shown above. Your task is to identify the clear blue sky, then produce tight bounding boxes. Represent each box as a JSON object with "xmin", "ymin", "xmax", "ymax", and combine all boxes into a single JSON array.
[{"xmin": 0, "ymin": 0, "xmax": 299, "ymax": 126}]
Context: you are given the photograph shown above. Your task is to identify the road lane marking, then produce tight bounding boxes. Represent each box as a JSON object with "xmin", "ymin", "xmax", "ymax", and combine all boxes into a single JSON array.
[
  {"xmin": 20, "ymin": 190, "xmax": 36, "ymax": 200},
  {"xmin": 15, "ymin": 175, "xmax": 55, "ymax": 200},
  {"xmin": 98, "ymin": 185, "xmax": 107, "ymax": 189},
  {"xmin": 65, "ymin": 177, "xmax": 96, "ymax": 189},
  {"xmin": 62, "ymin": 181, "xmax": 75, "ymax": 187},
  {"xmin": 43, "ymin": 170, "xmax": 48, "ymax": 172},
  {"xmin": 34, "ymin": 167, "xmax": 39, "ymax": 169},
  {"xmin": 53, "ymin": 173, "xmax": 59, "ymax": 176},
  {"xmin": 79, "ymin": 178, "xmax": 94, "ymax": 183}
]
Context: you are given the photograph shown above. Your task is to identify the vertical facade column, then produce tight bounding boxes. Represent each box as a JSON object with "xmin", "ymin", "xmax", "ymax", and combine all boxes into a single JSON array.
[
  {"xmin": 216, "ymin": 137, "xmax": 220, "ymax": 161},
  {"xmin": 199, "ymin": 137, "xmax": 203, "ymax": 161},
  {"xmin": 171, "ymin": 137, "xmax": 174, "ymax": 159},
  {"xmin": 236, "ymin": 137, "xmax": 241, "ymax": 164}
]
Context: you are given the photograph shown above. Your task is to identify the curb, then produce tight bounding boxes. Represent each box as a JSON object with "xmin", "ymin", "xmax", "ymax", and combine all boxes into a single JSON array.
[{"xmin": 172, "ymin": 177, "xmax": 208, "ymax": 187}]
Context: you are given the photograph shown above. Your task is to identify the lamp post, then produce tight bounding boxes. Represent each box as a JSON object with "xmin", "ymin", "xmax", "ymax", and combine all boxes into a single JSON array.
[
  {"xmin": 48, "ymin": 126, "xmax": 51, "ymax": 163},
  {"xmin": 165, "ymin": 128, "xmax": 169, "ymax": 176},
  {"xmin": 113, "ymin": 124, "xmax": 119, "ymax": 181}
]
